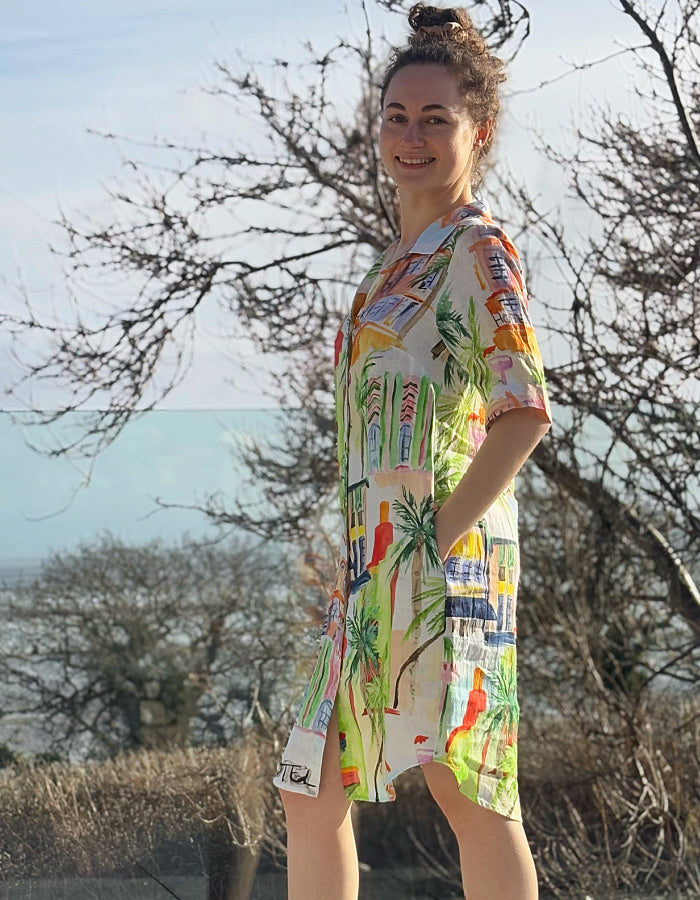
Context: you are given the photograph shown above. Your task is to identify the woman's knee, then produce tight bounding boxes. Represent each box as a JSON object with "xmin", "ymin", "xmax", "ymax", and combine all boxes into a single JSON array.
[{"xmin": 422, "ymin": 761, "xmax": 509, "ymax": 836}]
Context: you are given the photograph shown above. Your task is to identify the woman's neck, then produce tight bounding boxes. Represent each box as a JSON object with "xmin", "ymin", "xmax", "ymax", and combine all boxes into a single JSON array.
[{"xmin": 396, "ymin": 185, "xmax": 474, "ymax": 249}]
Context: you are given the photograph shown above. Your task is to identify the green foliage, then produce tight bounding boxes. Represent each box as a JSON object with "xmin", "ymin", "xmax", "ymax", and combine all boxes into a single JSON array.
[
  {"xmin": 32, "ymin": 751, "xmax": 65, "ymax": 766},
  {"xmin": 0, "ymin": 743, "xmax": 20, "ymax": 768}
]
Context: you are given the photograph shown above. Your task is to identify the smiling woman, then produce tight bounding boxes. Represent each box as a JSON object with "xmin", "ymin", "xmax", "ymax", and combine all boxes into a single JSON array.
[
  {"xmin": 380, "ymin": 7, "xmax": 504, "ymax": 181},
  {"xmin": 379, "ymin": 64, "xmax": 490, "ymax": 260},
  {"xmin": 274, "ymin": 5, "xmax": 551, "ymax": 900}
]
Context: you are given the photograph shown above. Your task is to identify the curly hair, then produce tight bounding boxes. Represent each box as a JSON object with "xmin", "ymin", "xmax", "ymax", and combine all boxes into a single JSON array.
[{"xmin": 381, "ymin": 4, "xmax": 507, "ymax": 188}]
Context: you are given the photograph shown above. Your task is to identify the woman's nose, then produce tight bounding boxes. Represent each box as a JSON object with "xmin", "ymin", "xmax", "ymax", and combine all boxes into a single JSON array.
[{"xmin": 403, "ymin": 121, "xmax": 425, "ymax": 144}]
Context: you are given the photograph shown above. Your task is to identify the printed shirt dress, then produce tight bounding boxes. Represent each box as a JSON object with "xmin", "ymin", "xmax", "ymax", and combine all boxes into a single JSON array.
[{"xmin": 273, "ymin": 199, "xmax": 551, "ymax": 821}]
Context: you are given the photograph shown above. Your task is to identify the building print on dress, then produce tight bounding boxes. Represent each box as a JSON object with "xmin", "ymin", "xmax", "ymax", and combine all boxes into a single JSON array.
[
  {"xmin": 293, "ymin": 557, "xmax": 348, "ymax": 735},
  {"xmin": 471, "ymin": 231, "xmax": 539, "ymax": 358},
  {"xmin": 350, "ymin": 370, "xmax": 435, "ymax": 593},
  {"xmin": 367, "ymin": 501, "xmax": 399, "ymax": 614},
  {"xmin": 365, "ymin": 373, "xmax": 435, "ymax": 474},
  {"xmin": 444, "ymin": 525, "xmax": 518, "ymax": 646},
  {"xmin": 348, "ymin": 478, "xmax": 370, "ymax": 593},
  {"xmin": 351, "ymin": 254, "xmax": 444, "ymax": 363},
  {"xmin": 436, "ymin": 646, "xmax": 520, "ymax": 816}
]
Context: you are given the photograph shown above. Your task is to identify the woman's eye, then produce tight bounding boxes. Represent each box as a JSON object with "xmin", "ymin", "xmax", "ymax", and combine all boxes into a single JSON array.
[{"xmin": 383, "ymin": 114, "xmax": 447, "ymax": 125}]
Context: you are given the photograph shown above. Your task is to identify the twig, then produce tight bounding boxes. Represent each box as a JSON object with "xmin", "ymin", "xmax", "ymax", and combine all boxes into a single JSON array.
[{"xmin": 135, "ymin": 861, "xmax": 184, "ymax": 899}]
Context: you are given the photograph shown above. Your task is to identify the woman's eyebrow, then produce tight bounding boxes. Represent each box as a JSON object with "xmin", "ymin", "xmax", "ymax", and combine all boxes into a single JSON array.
[{"xmin": 385, "ymin": 102, "xmax": 450, "ymax": 111}]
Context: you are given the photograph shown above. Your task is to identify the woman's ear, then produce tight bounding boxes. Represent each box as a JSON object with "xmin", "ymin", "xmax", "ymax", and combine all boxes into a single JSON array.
[{"xmin": 476, "ymin": 118, "xmax": 492, "ymax": 147}]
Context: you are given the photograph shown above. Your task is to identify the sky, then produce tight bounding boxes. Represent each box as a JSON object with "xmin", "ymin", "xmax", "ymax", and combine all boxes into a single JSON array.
[
  {"xmin": 0, "ymin": 1, "xmax": 649, "ymax": 562},
  {"xmin": 1, "ymin": 0, "xmax": 645, "ymax": 410},
  {"xmin": 0, "ymin": 409, "xmax": 277, "ymax": 569}
]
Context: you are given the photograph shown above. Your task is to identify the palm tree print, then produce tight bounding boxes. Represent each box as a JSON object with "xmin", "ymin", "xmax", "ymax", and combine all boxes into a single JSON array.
[
  {"xmin": 493, "ymin": 741, "xmax": 519, "ymax": 813},
  {"xmin": 346, "ymin": 591, "xmax": 390, "ymax": 800},
  {"xmin": 464, "ymin": 293, "xmax": 498, "ymax": 402},
  {"xmin": 476, "ymin": 646, "xmax": 519, "ymax": 794},
  {"xmin": 390, "ymin": 486, "xmax": 442, "ymax": 612},
  {"xmin": 354, "ymin": 350, "xmax": 378, "ymax": 470},
  {"xmin": 433, "ymin": 386, "xmax": 481, "ymax": 493},
  {"xmin": 403, "ymin": 576, "xmax": 445, "ymax": 643},
  {"xmin": 345, "ymin": 596, "xmax": 381, "ymax": 694},
  {"xmin": 432, "ymin": 452, "xmax": 461, "ymax": 509},
  {"xmin": 392, "ymin": 575, "xmax": 446, "ymax": 708},
  {"xmin": 410, "ymin": 225, "xmax": 467, "ymax": 289},
  {"xmin": 433, "ymin": 289, "xmax": 470, "ymax": 387},
  {"xmin": 435, "ymin": 289, "xmax": 497, "ymax": 403},
  {"xmin": 365, "ymin": 671, "xmax": 390, "ymax": 800},
  {"xmin": 389, "ymin": 487, "xmax": 443, "ymax": 705},
  {"xmin": 366, "ymin": 252, "xmax": 386, "ymax": 281}
]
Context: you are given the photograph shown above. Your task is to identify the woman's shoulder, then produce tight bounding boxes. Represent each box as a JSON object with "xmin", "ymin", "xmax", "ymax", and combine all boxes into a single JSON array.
[
  {"xmin": 450, "ymin": 200, "xmax": 516, "ymax": 243},
  {"xmin": 444, "ymin": 207, "xmax": 528, "ymax": 301},
  {"xmin": 449, "ymin": 206, "xmax": 523, "ymax": 274}
]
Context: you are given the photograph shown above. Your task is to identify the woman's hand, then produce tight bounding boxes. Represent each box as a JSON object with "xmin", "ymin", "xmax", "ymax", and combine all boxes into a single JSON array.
[
  {"xmin": 433, "ymin": 407, "xmax": 550, "ymax": 561},
  {"xmin": 432, "ymin": 505, "xmax": 456, "ymax": 564}
]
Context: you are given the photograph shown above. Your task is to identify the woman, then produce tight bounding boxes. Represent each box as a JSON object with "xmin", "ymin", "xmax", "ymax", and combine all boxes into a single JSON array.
[{"xmin": 274, "ymin": 5, "xmax": 551, "ymax": 898}]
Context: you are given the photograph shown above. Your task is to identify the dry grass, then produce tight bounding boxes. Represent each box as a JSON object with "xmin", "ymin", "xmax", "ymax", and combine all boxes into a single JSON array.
[
  {"xmin": 0, "ymin": 733, "xmax": 277, "ymax": 879},
  {"xmin": 1, "ymin": 700, "xmax": 698, "ymax": 897},
  {"xmin": 353, "ymin": 694, "xmax": 700, "ymax": 899},
  {"xmin": 521, "ymin": 693, "xmax": 700, "ymax": 897}
]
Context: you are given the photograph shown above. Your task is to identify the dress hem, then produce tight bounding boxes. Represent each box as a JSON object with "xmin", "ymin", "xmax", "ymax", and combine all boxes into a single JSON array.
[{"xmin": 344, "ymin": 755, "xmax": 523, "ymax": 823}]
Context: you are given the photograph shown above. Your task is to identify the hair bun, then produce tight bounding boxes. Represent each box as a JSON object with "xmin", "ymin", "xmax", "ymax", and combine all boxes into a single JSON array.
[
  {"xmin": 414, "ymin": 21, "xmax": 463, "ymax": 41},
  {"xmin": 382, "ymin": 3, "xmax": 506, "ymax": 191},
  {"xmin": 408, "ymin": 4, "xmax": 484, "ymax": 54},
  {"xmin": 409, "ymin": 5, "xmax": 463, "ymax": 39}
]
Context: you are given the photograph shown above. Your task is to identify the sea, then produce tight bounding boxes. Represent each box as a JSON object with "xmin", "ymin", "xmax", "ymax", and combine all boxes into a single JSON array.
[{"xmin": 0, "ymin": 409, "xmax": 282, "ymax": 571}]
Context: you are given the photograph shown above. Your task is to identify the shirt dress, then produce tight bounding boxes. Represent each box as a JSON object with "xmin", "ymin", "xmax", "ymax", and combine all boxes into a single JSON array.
[{"xmin": 273, "ymin": 199, "xmax": 551, "ymax": 821}]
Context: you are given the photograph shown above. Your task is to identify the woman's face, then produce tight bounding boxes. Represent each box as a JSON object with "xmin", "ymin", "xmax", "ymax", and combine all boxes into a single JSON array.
[{"xmin": 379, "ymin": 64, "xmax": 487, "ymax": 199}]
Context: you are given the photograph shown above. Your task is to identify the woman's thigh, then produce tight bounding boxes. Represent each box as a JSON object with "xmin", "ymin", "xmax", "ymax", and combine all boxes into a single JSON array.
[{"xmin": 279, "ymin": 703, "xmax": 352, "ymax": 829}]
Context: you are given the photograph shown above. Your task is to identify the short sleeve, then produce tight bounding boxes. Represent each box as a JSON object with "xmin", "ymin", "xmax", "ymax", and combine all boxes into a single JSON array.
[{"xmin": 437, "ymin": 222, "xmax": 552, "ymax": 430}]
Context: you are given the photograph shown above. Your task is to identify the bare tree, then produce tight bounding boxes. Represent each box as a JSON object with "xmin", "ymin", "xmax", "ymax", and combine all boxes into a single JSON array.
[
  {"xmin": 3, "ymin": 0, "xmax": 529, "ymax": 540},
  {"xmin": 1, "ymin": 534, "xmax": 316, "ymax": 756},
  {"xmin": 502, "ymin": 0, "xmax": 700, "ymax": 634}
]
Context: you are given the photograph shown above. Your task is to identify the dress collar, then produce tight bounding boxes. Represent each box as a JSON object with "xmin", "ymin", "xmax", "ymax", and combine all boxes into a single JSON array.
[{"xmin": 411, "ymin": 198, "xmax": 490, "ymax": 254}]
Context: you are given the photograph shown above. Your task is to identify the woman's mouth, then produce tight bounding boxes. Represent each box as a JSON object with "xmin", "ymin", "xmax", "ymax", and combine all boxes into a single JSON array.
[{"xmin": 396, "ymin": 156, "xmax": 435, "ymax": 169}]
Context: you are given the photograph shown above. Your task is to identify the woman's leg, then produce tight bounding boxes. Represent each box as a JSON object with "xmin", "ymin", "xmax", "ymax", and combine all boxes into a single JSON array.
[
  {"xmin": 279, "ymin": 704, "xmax": 359, "ymax": 900},
  {"xmin": 421, "ymin": 762, "xmax": 538, "ymax": 900}
]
